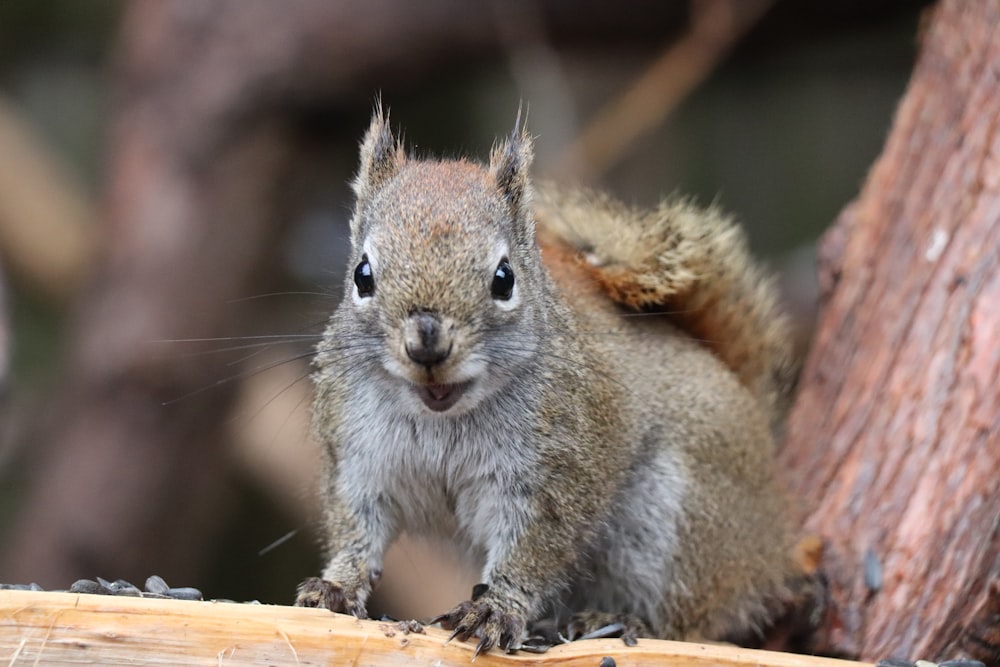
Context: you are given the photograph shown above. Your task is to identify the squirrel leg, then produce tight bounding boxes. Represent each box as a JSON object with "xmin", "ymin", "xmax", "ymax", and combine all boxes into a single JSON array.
[
  {"xmin": 294, "ymin": 485, "xmax": 395, "ymax": 619},
  {"xmin": 431, "ymin": 488, "xmax": 589, "ymax": 655}
]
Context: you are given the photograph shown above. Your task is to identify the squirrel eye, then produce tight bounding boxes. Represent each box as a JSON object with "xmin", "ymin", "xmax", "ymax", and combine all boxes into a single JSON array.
[
  {"xmin": 491, "ymin": 259, "xmax": 515, "ymax": 300},
  {"xmin": 354, "ymin": 254, "xmax": 375, "ymax": 298}
]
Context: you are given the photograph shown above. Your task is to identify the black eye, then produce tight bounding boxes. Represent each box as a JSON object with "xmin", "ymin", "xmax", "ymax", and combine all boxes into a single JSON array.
[
  {"xmin": 354, "ymin": 254, "xmax": 375, "ymax": 297},
  {"xmin": 491, "ymin": 259, "xmax": 515, "ymax": 300}
]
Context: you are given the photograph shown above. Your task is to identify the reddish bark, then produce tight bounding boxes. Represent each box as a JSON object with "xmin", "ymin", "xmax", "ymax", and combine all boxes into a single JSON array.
[{"xmin": 780, "ymin": 2, "xmax": 1000, "ymax": 663}]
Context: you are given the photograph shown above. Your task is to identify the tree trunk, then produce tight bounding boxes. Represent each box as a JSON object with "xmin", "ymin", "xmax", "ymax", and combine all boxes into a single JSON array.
[{"xmin": 780, "ymin": 2, "xmax": 1000, "ymax": 664}]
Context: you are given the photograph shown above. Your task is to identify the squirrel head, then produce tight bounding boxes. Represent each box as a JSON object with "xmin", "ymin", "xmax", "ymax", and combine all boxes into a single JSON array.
[{"xmin": 340, "ymin": 104, "xmax": 546, "ymax": 416}]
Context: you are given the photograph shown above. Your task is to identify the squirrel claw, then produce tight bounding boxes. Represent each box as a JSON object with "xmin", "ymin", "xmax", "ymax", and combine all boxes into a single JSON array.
[
  {"xmin": 432, "ymin": 599, "xmax": 525, "ymax": 655},
  {"xmin": 574, "ymin": 622, "xmax": 626, "ymax": 641},
  {"xmin": 474, "ymin": 634, "xmax": 494, "ymax": 658},
  {"xmin": 446, "ymin": 624, "xmax": 473, "ymax": 644},
  {"xmin": 565, "ymin": 611, "xmax": 648, "ymax": 646},
  {"xmin": 294, "ymin": 577, "xmax": 367, "ymax": 619}
]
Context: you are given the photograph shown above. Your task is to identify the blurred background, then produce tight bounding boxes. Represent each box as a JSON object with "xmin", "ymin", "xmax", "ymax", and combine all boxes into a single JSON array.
[{"xmin": 0, "ymin": 0, "xmax": 930, "ymax": 616}]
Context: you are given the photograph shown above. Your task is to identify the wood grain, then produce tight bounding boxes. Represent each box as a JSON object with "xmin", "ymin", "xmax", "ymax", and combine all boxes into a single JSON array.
[{"xmin": 0, "ymin": 590, "xmax": 872, "ymax": 667}]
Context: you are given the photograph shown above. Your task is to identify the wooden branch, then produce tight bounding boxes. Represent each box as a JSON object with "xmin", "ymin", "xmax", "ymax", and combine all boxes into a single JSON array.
[
  {"xmin": 0, "ymin": 590, "xmax": 871, "ymax": 667},
  {"xmin": 550, "ymin": 0, "xmax": 773, "ymax": 182},
  {"xmin": 0, "ymin": 97, "xmax": 97, "ymax": 302}
]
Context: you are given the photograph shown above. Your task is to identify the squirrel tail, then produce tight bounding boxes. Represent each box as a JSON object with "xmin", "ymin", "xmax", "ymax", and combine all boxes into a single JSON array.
[{"xmin": 535, "ymin": 184, "xmax": 797, "ymax": 425}]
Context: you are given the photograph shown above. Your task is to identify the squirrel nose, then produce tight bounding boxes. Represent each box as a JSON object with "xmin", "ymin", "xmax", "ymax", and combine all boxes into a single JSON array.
[{"xmin": 404, "ymin": 311, "xmax": 451, "ymax": 368}]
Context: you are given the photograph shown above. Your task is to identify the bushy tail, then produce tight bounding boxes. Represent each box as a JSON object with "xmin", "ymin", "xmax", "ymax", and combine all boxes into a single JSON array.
[{"xmin": 534, "ymin": 183, "xmax": 797, "ymax": 424}]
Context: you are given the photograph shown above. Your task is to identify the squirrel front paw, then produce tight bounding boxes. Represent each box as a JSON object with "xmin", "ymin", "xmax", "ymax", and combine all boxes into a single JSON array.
[
  {"xmin": 431, "ymin": 596, "xmax": 526, "ymax": 656},
  {"xmin": 294, "ymin": 577, "xmax": 368, "ymax": 619}
]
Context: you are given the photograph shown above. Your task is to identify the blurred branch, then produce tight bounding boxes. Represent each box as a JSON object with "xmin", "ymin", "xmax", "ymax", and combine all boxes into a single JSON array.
[
  {"xmin": 490, "ymin": 0, "xmax": 581, "ymax": 172},
  {"xmin": 0, "ymin": 265, "xmax": 8, "ymax": 396},
  {"xmin": 227, "ymin": 349, "xmax": 319, "ymax": 522},
  {"xmin": 0, "ymin": 97, "xmax": 97, "ymax": 303},
  {"xmin": 552, "ymin": 0, "xmax": 774, "ymax": 182}
]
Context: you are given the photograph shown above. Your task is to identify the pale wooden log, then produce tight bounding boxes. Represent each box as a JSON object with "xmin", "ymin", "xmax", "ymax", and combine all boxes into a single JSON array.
[{"xmin": 0, "ymin": 590, "xmax": 870, "ymax": 667}]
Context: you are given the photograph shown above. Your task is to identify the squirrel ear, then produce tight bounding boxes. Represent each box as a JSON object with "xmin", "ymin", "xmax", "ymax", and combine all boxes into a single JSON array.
[
  {"xmin": 489, "ymin": 104, "xmax": 534, "ymax": 214},
  {"xmin": 353, "ymin": 100, "xmax": 405, "ymax": 203}
]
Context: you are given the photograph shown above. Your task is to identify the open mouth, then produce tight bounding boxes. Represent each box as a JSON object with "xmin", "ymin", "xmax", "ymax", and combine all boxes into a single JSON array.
[{"xmin": 415, "ymin": 381, "xmax": 471, "ymax": 413}]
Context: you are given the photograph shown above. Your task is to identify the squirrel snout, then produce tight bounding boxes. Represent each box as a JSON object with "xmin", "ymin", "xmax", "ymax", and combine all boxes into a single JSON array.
[{"xmin": 404, "ymin": 311, "xmax": 452, "ymax": 368}]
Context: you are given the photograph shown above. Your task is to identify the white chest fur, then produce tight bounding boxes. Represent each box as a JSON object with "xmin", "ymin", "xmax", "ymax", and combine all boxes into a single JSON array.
[{"xmin": 334, "ymin": 380, "xmax": 539, "ymax": 571}]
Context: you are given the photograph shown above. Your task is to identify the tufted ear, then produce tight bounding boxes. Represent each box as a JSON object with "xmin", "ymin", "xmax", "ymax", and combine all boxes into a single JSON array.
[
  {"xmin": 489, "ymin": 104, "xmax": 534, "ymax": 216},
  {"xmin": 352, "ymin": 100, "xmax": 405, "ymax": 206}
]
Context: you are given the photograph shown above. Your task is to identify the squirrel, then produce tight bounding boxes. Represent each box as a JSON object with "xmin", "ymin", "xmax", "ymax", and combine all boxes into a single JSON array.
[{"xmin": 295, "ymin": 104, "xmax": 804, "ymax": 656}]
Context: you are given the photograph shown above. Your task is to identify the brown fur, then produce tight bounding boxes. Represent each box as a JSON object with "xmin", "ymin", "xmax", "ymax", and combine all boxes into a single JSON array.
[
  {"xmin": 534, "ymin": 185, "xmax": 797, "ymax": 424},
  {"xmin": 297, "ymin": 107, "xmax": 804, "ymax": 655}
]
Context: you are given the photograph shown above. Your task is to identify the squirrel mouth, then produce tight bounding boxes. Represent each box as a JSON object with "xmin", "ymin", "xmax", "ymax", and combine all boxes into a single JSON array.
[{"xmin": 416, "ymin": 381, "xmax": 471, "ymax": 412}]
